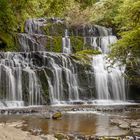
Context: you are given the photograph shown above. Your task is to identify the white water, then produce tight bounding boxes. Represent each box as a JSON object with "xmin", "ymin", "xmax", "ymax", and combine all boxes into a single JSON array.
[
  {"xmin": 0, "ymin": 53, "xmax": 43, "ymax": 108},
  {"xmin": 62, "ymin": 29, "xmax": 72, "ymax": 54},
  {"xmin": 92, "ymin": 55, "xmax": 126, "ymax": 101},
  {"xmin": 43, "ymin": 53, "xmax": 80, "ymax": 104}
]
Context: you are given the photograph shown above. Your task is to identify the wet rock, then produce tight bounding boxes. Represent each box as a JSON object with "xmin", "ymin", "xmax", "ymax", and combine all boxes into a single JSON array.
[
  {"xmin": 119, "ymin": 122, "xmax": 130, "ymax": 129},
  {"xmin": 52, "ymin": 112, "xmax": 62, "ymax": 119},
  {"xmin": 88, "ymin": 136, "xmax": 97, "ymax": 140},
  {"xmin": 76, "ymin": 135, "xmax": 86, "ymax": 140},
  {"xmin": 110, "ymin": 119, "xmax": 124, "ymax": 125},
  {"xmin": 29, "ymin": 128, "xmax": 42, "ymax": 135},
  {"xmin": 131, "ymin": 121, "xmax": 139, "ymax": 127},
  {"xmin": 73, "ymin": 101, "xmax": 85, "ymax": 105},
  {"xmin": 71, "ymin": 108, "xmax": 77, "ymax": 111},
  {"xmin": 132, "ymin": 128, "xmax": 140, "ymax": 134},
  {"xmin": 87, "ymin": 101, "xmax": 93, "ymax": 104},
  {"xmin": 41, "ymin": 134, "xmax": 57, "ymax": 140},
  {"xmin": 67, "ymin": 134, "xmax": 75, "ymax": 140},
  {"xmin": 100, "ymin": 137, "xmax": 121, "ymax": 140},
  {"xmin": 54, "ymin": 133, "xmax": 67, "ymax": 140},
  {"xmin": 123, "ymin": 136, "xmax": 134, "ymax": 140}
]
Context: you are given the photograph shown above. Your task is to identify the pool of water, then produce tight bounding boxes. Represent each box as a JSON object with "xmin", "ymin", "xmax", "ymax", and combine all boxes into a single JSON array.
[{"xmin": 0, "ymin": 105, "xmax": 140, "ymax": 137}]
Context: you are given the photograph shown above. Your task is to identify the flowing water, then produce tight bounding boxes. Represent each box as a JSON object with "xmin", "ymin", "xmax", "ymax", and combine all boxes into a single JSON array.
[
  {"xmin": 92, "ymin": 55, "xmax": 126, "ymax": 101},
  {"xmin": 0, "ymin": 18, "xmax": 130, "ymax": 108},
  {"xmin": 62, "ymin": 29, "xmax": 71, "ymax": 54}
]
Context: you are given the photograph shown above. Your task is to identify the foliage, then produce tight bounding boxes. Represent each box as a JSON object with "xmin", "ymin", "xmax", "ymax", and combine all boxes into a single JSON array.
[
  {"xmin": 91, "ymin": 0, "xmax": 123, "ymax": 27},
  {"xmin": 70, "ymin": 37, "xmax": 84, "ymax": 52},
  {"xmin": 71, "ymin": 49, "xmax": 100, "ymax": 66},
  {"xmin": 110, "ymin": 0, "xmax": 140, "ymax": 62},
  {"xmin": 108, "ymin": 0, "xmax": 140, "ymax": 86},
  {"xmin": 65, "ymin": 3, "xmax": 93, "ymax": 26}
]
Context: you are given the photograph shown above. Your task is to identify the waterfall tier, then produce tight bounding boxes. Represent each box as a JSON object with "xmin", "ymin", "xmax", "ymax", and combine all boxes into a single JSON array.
[
  {"xmin": 92, "ymin": 55, "xmax": 126, "ymax": 101},
  {"xmin": 17, "ymin": 18, "xmax": 117, "ymax": 53},
  {"xmin": 0, "ymin": 52, "xmax": 96, "ymax": 107}
]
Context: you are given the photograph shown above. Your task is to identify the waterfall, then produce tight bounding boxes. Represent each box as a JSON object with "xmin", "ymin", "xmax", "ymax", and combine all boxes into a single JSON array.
[
  {"xmin": 83, "ymin": 25, "xmax": 117, "ymax": 54},
  {"xmin": 92, "ymin": 55, "xmax": 126, "ymax": 101},
  {"xmin": 0, "ymin": 17, "xmax": 128, "ymax": 108},
  {"xmin": 91, "ymin": 25, "xmax": 126, "ymax": 102},
  {"xmin": 25, "ymin": 18, "xmax": 47, "ymax": 34},
  {"xmin": 18, "ymin": 18, "xmax": 48, "ymax": 52},
  {"xmin": 18, "ymin": 33, "xmax": 46, "ymax": 52},
  {"xmin": 42, "ymin": 53, "xmax": 93, "ymax": 104},
  {"xmin": 62, "ymin": 29, "xmax": 72, "ymax": 54},
  {"xmin": 0, "ymin": 52, "xmax": 43, "ymax": 108}
]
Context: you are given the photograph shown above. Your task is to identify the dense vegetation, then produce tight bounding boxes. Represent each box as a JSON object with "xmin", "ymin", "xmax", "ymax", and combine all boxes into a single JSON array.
[{"xmin": 0, "ymin": 0, "xmax": 140, "ymax": 83}]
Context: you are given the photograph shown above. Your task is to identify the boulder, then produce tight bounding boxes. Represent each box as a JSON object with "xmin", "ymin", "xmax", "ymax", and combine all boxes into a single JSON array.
[
  {"xmin": 119, "ymin": 122, "xmax": 130, "ymax": 129},
  {"xmin": 54, "ymin": 133, "xmax": 67, "ymax": 140},
  {"xmin": 52, "ymin": 112, "xmax": 62, "ymax": 120},
  {"xmin": 132, "ymin": 128, "xmax": 140, "ymax": 134}
]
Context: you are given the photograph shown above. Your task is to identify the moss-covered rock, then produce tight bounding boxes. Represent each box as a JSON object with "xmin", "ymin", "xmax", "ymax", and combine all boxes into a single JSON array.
[
  {"xmin": 52, "ymin": 112, "xmax": 62, "ymax": 120},
  {"xmin": 54, "ymin": 133, "xmax": 67, "ymax": 140}
]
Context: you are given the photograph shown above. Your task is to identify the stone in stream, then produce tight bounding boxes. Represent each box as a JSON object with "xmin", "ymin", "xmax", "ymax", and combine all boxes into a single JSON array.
[
  {"xmin": 131, "ymin": 121, "xmax": 139, "ymax": 127},
  {"xmin": 54, "ymin": 133, "xmax": 67, "ymax": 140},
  {"xmin": 76, "ymin": 135, "xmax": 86, "ymax": 140},
  {"xmin": 110, "ymin": 119, "xmax": 125, "ymax": 125},
  {"xmin": 67, "ymin": 134, "xmax": 75, "ymax": 140},
  {"xmin": 119, "ymin": 122, "xmax": 130, "ymax": 129},
  {"xmin": 52, "ymin": 112, "xmax": 62, "ymax": 119},
  {"xmin": 29, "ymin": 128, "xmax": 42, "ymax": 135}
]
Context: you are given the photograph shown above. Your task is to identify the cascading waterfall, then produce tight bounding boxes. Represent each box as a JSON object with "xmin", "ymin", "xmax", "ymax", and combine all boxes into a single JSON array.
[
  {"xmin": 91, "ymin": 25, "xmax": 126, "ymax": 102},
  {"xmin": 83, "ymin": 25, "xmax": 117, "ymax": 54},
  {"xmin": 0, "ymin": 17, "xmax": 128, "ymax": 108}
]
